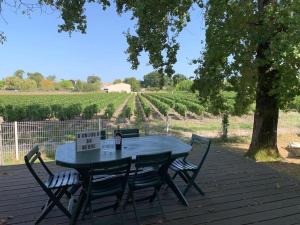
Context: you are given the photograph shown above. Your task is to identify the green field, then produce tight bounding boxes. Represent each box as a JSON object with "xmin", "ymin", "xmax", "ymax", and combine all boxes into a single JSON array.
[{"xmin": 0, "ymin": 92, "xmax": 129, "ymax": 121}]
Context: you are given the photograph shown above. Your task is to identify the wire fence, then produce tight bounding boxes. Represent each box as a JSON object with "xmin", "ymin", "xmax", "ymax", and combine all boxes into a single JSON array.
[{"xmin": 0, "ymin": 119, "xmax": 169, "ymax": 165}]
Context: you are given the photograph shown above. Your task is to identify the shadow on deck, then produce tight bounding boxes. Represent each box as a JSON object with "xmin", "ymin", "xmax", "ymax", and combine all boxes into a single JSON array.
[{"xmin": 1, "ymin": 146, "xmax": 300, "ymax": 225}]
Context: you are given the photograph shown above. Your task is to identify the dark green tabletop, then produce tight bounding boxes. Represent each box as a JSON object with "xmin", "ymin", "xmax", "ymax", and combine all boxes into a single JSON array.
[{"xmin": 55, "ymin": 135, "xmax": 191, "ymax": 169}]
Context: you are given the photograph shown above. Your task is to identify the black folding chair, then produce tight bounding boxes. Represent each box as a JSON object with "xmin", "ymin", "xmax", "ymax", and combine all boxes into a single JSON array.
[
  {"xmin": 24, "ymin": 145, "xmax": 80, "ymax": 224},
  {"xmin": 114, "ymin": 128, "xmax": 139, "ymax": 138},
  {"xmin": 124, "ymin": 151, "xmax": 171, "ymax": 225},
  {"xmin": 169, "ymin": 134, "xmax": 211, "ymax": 196},
  {"xmin": 82, "ymin": 157, "xmax": 132, "ymax": 224}
]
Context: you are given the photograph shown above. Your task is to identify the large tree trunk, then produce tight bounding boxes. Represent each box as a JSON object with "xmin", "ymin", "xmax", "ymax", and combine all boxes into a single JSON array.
[
  {"xmin": 246, "ymin": 41, "xmax": 280, "ymax": 159},
  {"xmin": 246, "ymin": 0, "xmax": 280, "ymax": 159}
]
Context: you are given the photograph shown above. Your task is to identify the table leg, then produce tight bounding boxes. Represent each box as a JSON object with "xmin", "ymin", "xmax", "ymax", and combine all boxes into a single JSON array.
[
  {"xmin": 165, "ymin": 173, "xmax": 189, "ymax": 207},
  {"xmin": 70, "ymin": 169, "xmax": 89, "ymax": 225},
  {"xmin": 70, "ymin": 190, "xmax": 86, "ymax": 225}
]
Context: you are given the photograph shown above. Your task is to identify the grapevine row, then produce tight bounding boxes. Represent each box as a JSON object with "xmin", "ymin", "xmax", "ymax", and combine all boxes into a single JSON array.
[
  {"xmin": 138, "ymin": 94, "xmax": 151, "ymax": 118},
  {"xmin": 147, "ymin": 94, "xmax": 187, "ymax": 116},
  {"xmin": 142, "ymin": 94, "xmax": 170, "ymax": 116}
]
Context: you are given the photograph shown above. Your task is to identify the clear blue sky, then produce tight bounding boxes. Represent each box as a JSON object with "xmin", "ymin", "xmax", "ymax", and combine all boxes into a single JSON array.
[{"xmin": 0, "ymin": 3, "xmax": 205, "ymax": 82}]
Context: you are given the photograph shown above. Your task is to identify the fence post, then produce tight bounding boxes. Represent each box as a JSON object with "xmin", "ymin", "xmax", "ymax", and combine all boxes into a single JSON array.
[
  {"xmin": 98, "ymin": 118, "xmax": 101, "ymax": 131},
  {"xmin": 166, "ymin": 116, "xmax": 170, "ymax": 134},
  {"xmin": 14, "ymin": 121, "xmax": 19, "ymax": 161},
  {"xmin": 0, "ymin": 118, "xmax": 3, "ymax": 165}
]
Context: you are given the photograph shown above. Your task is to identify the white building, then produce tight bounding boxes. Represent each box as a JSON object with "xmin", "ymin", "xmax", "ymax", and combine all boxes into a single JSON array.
[{"xmin": 101, "ymin": 83, "xmax": 131, "ymax": 93}]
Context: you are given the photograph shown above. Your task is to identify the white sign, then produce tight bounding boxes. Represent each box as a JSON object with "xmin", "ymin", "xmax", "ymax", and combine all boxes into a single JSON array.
[{"xmin": 76, "ymin": 131, "xmax": 101, "ymax": 152}]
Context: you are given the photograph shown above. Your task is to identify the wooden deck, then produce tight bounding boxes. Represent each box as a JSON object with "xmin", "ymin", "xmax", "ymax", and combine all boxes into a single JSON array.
[{"xmin": 1, "ymin": 146, "xmax": 300, "ymax": 225}]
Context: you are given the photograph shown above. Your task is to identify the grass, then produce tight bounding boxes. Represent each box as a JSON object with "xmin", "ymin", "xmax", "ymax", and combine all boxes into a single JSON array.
[{"xmin": 246, "ymin": 148, "xmax": 281, "ymax": 162}]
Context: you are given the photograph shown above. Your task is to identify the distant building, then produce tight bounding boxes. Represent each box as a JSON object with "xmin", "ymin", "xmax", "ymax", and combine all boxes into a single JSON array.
[{"xmin": 101, "ymin": 83, "xmax": 131, "ymax": 93}]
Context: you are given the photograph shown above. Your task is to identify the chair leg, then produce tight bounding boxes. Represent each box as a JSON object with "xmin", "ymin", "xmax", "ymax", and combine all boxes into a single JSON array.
[
  {"xmin": 192, "ymin": 182, "xmax": 205, "ymax": 196},
  {"xmin": 81, "ymin": 196, "xmax": 90, "ymax": 220},
  {"xmin": 178, "ymin": 171, "xmax": 189, "ymax": 183},
  {"xmin": 117, "ymin": 197, "xmax": 125, "ymax": 225},
  {"xmin": 172, "ymin": 172, "xmax": 178, "ymax": 180},
  {"xmin": 123, "ymin": 191, "xmax": 131, "ymax": 210},
  {"xmin": 53, "ymin": 188, "xmax": 72, "ymax": 218},
  {"xmin": 36, "ymin": 188, "xmax": 67, "ymax": 224},
  {"xmin": 149, "ymin": 189, "xmax": 157, "ymax": 203},
  {"xmin": 35, "ymin": 200, "xmax": 56, "ymax": 224},
  {"xmin": 165, "ymin": 172, "xmax": 178, "ymax": 191},
  {"xmin": 130, "ymin": 191, "xmax": 140, "ymax": 225},
  {"xmin": 41, "ymin": 188, "xmax": 61, "ymax": 210},
  {"xmin": 156, "ymin": 190, "xmax": 165, "ymax": 219},
  {"xmin": 182, "ymin": 171, "xmax": 204, "ymax": 196}
]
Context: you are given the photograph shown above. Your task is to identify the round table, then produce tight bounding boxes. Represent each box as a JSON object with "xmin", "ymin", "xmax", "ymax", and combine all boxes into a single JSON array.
[{"xmin": 55, "ymin": 135, "xmax": 192, "ymax": 224}]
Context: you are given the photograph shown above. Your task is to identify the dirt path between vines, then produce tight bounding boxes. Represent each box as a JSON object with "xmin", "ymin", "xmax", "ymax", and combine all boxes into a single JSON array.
[
  {"xmin": 111, "ymin": 95, "xmax": 131, "ymax": 121},
  {"xmin": 143, "ymin": 97, "xmax": 165, "ymax": 120}
]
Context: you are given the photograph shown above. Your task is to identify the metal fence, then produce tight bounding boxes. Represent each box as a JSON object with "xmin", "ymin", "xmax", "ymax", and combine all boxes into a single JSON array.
[
  {"xmin": 0, "ymin": 119, "xmax": 169, "ymax": 165},
  {"xmin": 0, "ymin": 119, "xmax": 101, "ymax": 165}
]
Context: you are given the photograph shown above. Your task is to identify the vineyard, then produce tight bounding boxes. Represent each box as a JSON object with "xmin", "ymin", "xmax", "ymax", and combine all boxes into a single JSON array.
[
  {"xmin": 1, "ymin": 91, "xmax": 300, "ymax": 137},
  {"xmin": 0, "ymin": 93, "xmax": 129, "ymax": 122}
]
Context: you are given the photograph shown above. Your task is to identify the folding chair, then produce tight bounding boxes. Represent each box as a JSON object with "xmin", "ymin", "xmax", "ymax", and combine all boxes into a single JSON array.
[
  {"xmin": 24, "ymin": 145, "xmax": 80, "ymax": 224},
  {"xmin": 114, "ymin": 128, "xmax": 140, "ymax": 138},
  {"xmin": 124, "ymin": 151, "xmax": 171, "ymax": 225},
  {"xmin": 82, "ymin": 157, "xmax": 132, "ymax": 224},
  {"xmin": 169, "ymin": 134, "xmax": 211, "ymax": 196}
]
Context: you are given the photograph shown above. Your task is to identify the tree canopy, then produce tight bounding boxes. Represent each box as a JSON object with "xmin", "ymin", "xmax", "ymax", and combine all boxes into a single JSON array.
[
  {"xmin": 87, "ymin": 75, "xmax": 101, "ymax": 84},
  {"xmin": 124, "ymin": 77, "xmax": 141, "ymax": 91},
  {"xmin": 27, "ymin": 72, "xmax": 44, "ymax": 88},
  {"xmin": 172, "ymin": 74, "xmax": 187, "ymax": 86}
]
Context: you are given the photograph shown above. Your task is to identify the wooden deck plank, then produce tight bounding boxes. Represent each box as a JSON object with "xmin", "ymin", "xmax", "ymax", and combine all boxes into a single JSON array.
[{"xmin": 1, "ymin": 147, "xmax": 300, "ymax": 225}]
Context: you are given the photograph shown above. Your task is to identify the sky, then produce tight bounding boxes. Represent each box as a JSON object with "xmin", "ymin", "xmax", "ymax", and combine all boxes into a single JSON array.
[{"xmin": 0, "ymin": 3, "xmax": 206, "ymax": 83}]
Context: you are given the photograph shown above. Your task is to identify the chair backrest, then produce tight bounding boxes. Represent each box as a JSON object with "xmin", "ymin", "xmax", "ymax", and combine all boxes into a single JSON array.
[
  {"xmin": 89, "ymin": 157, "xmax": 132, "ymax": 190},
  {"xmin": 135, "ymin": 151, "xmax": 171, "ymax": 181},
  {"xmin": 114, "ymin": 128, "xmax": 139, "ymax": 138},
  {"xmin": 24, "ymin": 145, "xmax": 53, "ymax": 191},
  {"xmin": 190, "ymin": 134, "xmax": 211, "ymax": 171}
]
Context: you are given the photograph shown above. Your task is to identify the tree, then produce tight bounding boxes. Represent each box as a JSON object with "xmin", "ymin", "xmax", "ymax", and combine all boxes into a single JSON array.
[
  {"xmin": 59, "ymin": 80, "xmax": 74, "ymax": 90},
  {"xmin": 87, "ymin": 75, "xmax": 101, "ymax": 84},
  {"xmin": 113, "ymin": 1, "xmax": 300, "ymax": 160},
  {"xmin": 176, "ymin": 80, "xmax": 193, "ymax": 92},
  {"xmin": 81, "ymin": 82, "xmax": 99, "ymax": 92},
  {"xmin": 46, "ymin": 75, "xmax": 56, "ymax": 81},
  {"xmin": 192, "ymin": 1, "xmax": 299, "ymax": 160},
  {"xmin": 14, "ymin": 70, "xmax": 25, "ymax": 79},
  {"xmin": 74, "ymin": 80, "xmax": 99, "ymax": 92},
  {"xmin": 0, "ymin": 80, "xmax": 5, "ymax": 89},
  {"xmin": 27, "ymin": 72, "xmax": 44, "ymax": 88},
  {"xmin": 4, "ymin": 76, "xmax": 22, "ymax": 90},
  {"xmin": 173, "ymin": 74, "xmax": 187, "ymax": 86},
  {"xmin": 143, "ymin": 71, "xmax": 165, "ymax": 89},
  {"xmin": 20, "ymin": 79, "xmax": 37, "ymax": 91},
  {"xmin": 113, "ymin": 79, "xmax": 122, "ymax": 84},
  {"xmin": 41, "ymin": 79, "xmax": 55, "ymax": 90},
  {"xmin": 124, "ymin": 77, "xmax": 141, "ymax": 92}
]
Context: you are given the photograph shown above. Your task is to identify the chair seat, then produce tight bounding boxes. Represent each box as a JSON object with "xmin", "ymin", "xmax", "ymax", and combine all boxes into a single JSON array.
[
  {"xmin": 170, "ymin": 159, "xmax": 198, "ymax": 172},
  {"xmin": 45, "ymin": 170, "xmax": 79, "ymax": 189},
  {"xmin": 128, "ymin": 170, "xmax": 161, "ymax": 189}
]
